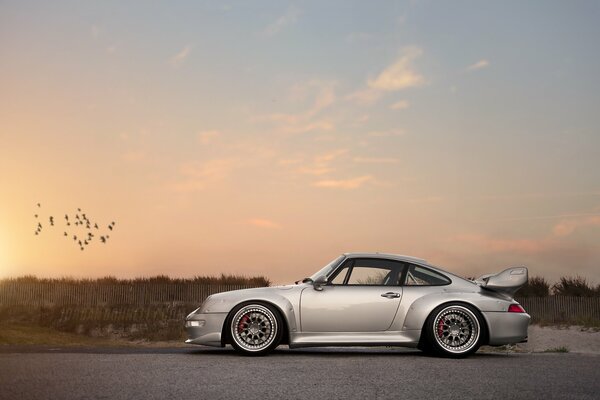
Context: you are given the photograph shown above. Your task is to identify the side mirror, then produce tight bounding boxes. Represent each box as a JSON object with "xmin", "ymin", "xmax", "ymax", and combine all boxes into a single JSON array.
[{"xmin": 313, "ymin": 275, "xmax": 327, "ymax": 291}]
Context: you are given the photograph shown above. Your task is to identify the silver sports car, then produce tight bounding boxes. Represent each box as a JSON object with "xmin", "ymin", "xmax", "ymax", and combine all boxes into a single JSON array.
[{"xmin": 185, "ymin": 253, "xmax": 530, "ymax": 357}]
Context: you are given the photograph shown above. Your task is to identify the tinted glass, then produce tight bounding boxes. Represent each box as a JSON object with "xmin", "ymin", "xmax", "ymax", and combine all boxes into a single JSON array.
[
  {"xmin": 331, "ymin": 259, "xmax": 406, "ymax": 286},
  {"xmin": 404, "ymin": 264, "xmax": 450, "ymax": 286}
]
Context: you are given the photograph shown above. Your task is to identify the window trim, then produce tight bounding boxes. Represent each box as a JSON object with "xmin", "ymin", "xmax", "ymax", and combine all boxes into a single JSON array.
[{"xmin": 327, "ymin": 258, "xmax": 407, "ymax": 287}]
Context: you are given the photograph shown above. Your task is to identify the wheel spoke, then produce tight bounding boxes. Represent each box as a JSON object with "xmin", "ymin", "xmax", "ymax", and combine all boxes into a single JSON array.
[
  {"xmin": 433, "ymin": 306, "xmax": 480, "ymax": 354},
  {"xmin": 232, "ymin": 305, "xmax": 278, "ymax": 352}
]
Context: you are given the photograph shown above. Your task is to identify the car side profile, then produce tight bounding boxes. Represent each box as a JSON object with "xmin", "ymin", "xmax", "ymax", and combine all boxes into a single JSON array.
[{"xmin": 185, "ymin": 253, "xmax": 530, "ymax": 357}]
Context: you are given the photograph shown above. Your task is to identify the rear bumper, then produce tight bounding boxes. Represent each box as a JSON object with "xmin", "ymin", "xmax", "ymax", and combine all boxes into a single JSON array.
[
  {"xmin": 482, "ymin": 311, "xmax": 531, "ymax": 346},
  {"xmin": 184, "ymin": 312, "xmax": 228, "ymax": 347}
]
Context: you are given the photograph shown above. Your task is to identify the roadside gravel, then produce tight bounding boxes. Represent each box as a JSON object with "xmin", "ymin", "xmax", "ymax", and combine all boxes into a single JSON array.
[{"xmin": 520, "ymin": 325, "xmax": 600, "ymax": 353}]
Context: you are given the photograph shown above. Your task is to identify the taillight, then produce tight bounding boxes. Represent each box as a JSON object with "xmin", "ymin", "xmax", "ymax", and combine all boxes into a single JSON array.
[{"xmin": 508, "ymin": 304, "xmax": 526, "ymax": 313}]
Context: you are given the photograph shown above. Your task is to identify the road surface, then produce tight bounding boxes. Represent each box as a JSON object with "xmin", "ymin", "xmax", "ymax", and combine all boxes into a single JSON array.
[{"xmin": 0, "ymin": 346, "xmax": 598, "ymax": 399}]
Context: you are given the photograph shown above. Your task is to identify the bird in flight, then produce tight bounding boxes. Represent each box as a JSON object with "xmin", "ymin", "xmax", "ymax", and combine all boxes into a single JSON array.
[{"xmin": 34, "ymin": 203, "xmax": 116, "ymax": 251}]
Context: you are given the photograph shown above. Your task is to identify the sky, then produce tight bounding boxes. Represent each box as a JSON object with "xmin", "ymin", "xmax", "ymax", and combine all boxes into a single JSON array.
[{"xmin": 1, "ymin": 1, "xmax": 599, "ymax": 284}]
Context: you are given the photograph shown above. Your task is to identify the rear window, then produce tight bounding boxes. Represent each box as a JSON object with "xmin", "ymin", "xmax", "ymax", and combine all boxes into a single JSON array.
[{"xmin": 404, "ymin": 264, "xmax": 451, "ymax": 286}]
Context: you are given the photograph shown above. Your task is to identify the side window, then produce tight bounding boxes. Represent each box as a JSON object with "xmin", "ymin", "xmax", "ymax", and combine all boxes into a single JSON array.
[
  {"xmin": 404, "ymin": 264, "xmax": 451, "ymax": 286},
  {"xmin": 335, "ymin": 259, "xmax": 406, "ymax": 286},
  {"xmin": 347, "ymin": 266, "xmax": 389, "ymax": 285}
]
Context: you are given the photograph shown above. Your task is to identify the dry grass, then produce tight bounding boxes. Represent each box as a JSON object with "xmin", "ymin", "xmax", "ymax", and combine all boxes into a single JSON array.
[
  {"xmin": 0, "ymin": 305, "xmax": 191, "ymax": 343},
  {"xmin": 0, "ymin": 323, "xmax": 128, "ymax": 346},
  {"xmin": 543, "ymin": 346, "xmax": 569, "ymax": 353},
  {"xmin": 1, "ymin": 274, "xmax": 271, "ymax": 287}
]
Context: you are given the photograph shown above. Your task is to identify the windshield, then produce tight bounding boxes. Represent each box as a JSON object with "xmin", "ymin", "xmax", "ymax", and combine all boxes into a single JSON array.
[{"xmin": 309, "ymin": 255, "xmax": 346, "ymax": 281}]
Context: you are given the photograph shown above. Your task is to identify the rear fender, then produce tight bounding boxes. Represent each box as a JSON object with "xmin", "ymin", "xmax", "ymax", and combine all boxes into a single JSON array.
[{"xmin": 400, "ymin": 291, "xmax": 508, "ymax": 331}]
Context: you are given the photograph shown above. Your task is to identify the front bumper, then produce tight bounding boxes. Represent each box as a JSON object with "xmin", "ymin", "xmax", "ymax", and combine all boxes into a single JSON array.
[
  {"xmin": 184, "ymin": 312, "xmax": 228, "ymax": 347},
  {"xmin": 483, "ymin": 311, "xmax": 531, "ymax": 346}
]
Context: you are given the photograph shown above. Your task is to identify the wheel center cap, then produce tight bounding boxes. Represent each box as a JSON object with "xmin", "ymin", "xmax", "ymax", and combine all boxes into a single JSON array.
[
  {"xmin": 249, "ymin": 323, "xmax": 259, "ymax": 334},
  {"xmin": 450, "ymin": 325, "xmax": 460, "ymax": 336}
]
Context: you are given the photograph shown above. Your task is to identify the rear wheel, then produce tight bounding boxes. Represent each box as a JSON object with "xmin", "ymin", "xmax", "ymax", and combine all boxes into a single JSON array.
[
  {"xmin": 423, "ymin": 303, "xmax": 484, "ymax": 358},
  {"xmin": 228, "ymin": 303, "xmax": 282, "ymax": 356}
]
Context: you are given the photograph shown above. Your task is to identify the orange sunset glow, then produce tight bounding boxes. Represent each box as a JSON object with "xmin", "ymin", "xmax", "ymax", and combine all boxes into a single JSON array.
[{"xmin": 1, "ymin": 2, "xmax": 599, "ymax": 284}]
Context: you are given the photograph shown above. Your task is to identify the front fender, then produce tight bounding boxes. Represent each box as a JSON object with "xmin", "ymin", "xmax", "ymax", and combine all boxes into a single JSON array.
[{"xmin": 200, "ymin": 287, "xmax": 300, "ymax": 334}]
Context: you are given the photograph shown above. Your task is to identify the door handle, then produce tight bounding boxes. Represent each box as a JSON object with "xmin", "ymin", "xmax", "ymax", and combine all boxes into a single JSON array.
[{"xmin": 381, "ymin": 292, "xmax": 401, "ymax": 299}]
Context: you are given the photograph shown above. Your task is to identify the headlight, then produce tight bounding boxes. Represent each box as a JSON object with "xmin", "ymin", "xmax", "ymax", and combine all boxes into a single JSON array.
[{"xmin": 186, "ymin": 295, "xmax": 214, "ymax": 319}]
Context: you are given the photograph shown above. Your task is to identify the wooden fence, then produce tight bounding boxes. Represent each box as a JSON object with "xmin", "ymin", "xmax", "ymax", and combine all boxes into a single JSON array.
[
  {"xmin": 516, "ymin": 296, "xmax": 600, "ymax": 323},
  {"xmin": 0, "ymin": 282, "xmax": 598, "ymax": 323},
  {"xmin": 0, "ymin": 282, "xmax": 259, "ymax": 307}
]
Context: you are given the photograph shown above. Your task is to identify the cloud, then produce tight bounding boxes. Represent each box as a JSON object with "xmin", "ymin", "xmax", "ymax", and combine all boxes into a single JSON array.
[
  {"xmin": 197, "ymin": 130, "xmax": 221, "ymax": 145},
  {"xmin": 314, "ymin": 175, "xmax": 372, "ymax": 190},
  {"xmin": 389, "ymin": 100, "xmax": 410, "ymax": 110},
  {"xmin": 287, "ymin": 80, "xmax": 336, "ymax": 116},
  {"xmin": 452, "ymin": 215, "xmax": 600, "ymax": 257},
  {"xmin": 290, "ymin": 120, "xmax": 335, "ymax": 134},
  {"xmin": 296, "ymin": 149, "xmax": 347, "ymax": 176},
  {"xmin": 552, "ymin": 216, "xmax": 600, "ymax": 237},
  {"xmin": 353, "ymin": 157, "xmax": 399, "ymax": 164},
  {"xmin": 467, "ymin": 59, "xmax": 490, "ymax": 72},
  {"xmin": 453, "ymin": 234, "xmax": 551, "ymax": 255},
  {"xmin": 170, "ymin": 45, "xmax": 192, "ymax": 67},
  {"xmin": 347, "ymin": 47, "xmax": 424, "ymax": 107},
  {"xmin": 368, "ymin": 46, "xmax": 426, "ymax": 91},
  {"xmin": 247, "ymin": 218, "xmax": 281, "ymax": 229},
  {"xmin": 308, "ymin": 84, "xmax": 336, "ymax": 117},
  {"xmin": 253, "ymin": 82, "xmax": 336, "ymax": 134},
  {"xmin": 171, "ymin": 159, "xmax": 237, "ymax": 192},
  {"xmin": 315, "ymin": 149, "xmax": 348, "ymax": 164},
  {"xmin": 346, "ymin": 88, "xmax": 382, "ymax": 106},
  {"xmin": 264, "ymin": 6, "xmax": 301, "ymax": 36},
  {"xmin": 297, "ymin": 166, "xmax": 334, "ymax": 176},
  {"xmin": 367, "ymin": 129, "xmax": 405, "ymax": 138}
]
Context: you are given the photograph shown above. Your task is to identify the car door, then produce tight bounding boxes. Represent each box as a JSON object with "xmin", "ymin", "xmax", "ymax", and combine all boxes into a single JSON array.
[{"xmin": 300, "ymin": 258, "xmax": 406, "ymax": 332}]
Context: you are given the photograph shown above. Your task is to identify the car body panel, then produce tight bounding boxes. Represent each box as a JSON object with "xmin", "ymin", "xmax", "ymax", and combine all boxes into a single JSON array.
[
  {"xmin": 184, "ymin": 253, "xmax": 530, "ymax": 351},
  {"xmin": 299, "ymin": 285, "xmax": 402, "ymax": 332}
]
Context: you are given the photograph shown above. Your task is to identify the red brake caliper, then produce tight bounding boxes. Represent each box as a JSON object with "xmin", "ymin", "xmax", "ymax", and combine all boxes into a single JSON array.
[
  {"xmin": 437, "ymin": 318, "xmax": 444, "ymax": 338},
  {"xmin": 238, "ymin": 315, "xmax": 250, "ymax": 333}
]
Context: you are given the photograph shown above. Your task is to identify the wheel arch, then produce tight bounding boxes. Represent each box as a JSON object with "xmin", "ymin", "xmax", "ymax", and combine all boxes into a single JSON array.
[
  {"xmin": 415, "ymin": 300, "xmax": 490, "ymax": 347},
  {"xmin": 401, "ymin": 293, "xmax": 491, "ymax": 344},
  {"xmin": 221, "ymin": 299, "xmax": 292, "ymax": 346}
]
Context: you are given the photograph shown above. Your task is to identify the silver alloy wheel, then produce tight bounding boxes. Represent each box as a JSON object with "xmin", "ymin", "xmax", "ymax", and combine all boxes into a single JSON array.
[
  {"xmin": 432, "ymin": 305, "xmax": 480, "ymax": 354},
  {"xmin": 231, "ymin": 305, "xmax": 278, "ymax": 352}
]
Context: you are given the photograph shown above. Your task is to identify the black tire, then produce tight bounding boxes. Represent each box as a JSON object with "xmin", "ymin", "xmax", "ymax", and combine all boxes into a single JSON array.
[
  {"xmin": 422, "ymin": 302, "xmax": 485, "ymax": 358},
  {"xmin": 228, "ymin": 302, "xmax": 283, "ymax": 356}
]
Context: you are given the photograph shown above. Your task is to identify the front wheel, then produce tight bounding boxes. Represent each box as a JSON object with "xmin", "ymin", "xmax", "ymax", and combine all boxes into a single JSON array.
[
  {"xmin": 228, "ymin": 303, "xmax": 282, "ymax": 356},
  {"xmin": 423, "ymin": 303, "xmax": 484, "ymax": 358}
]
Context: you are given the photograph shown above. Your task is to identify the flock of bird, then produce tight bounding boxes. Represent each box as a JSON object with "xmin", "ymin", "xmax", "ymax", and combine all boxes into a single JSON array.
[{"xmin": 34, "ymin": 203, "xmax": 116, "ymax": 251}]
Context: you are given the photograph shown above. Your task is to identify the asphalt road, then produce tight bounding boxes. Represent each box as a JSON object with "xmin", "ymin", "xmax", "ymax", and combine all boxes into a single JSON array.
[{"xmin": 0, "ymin": 346, "xmax": 598, "ymax": 400}]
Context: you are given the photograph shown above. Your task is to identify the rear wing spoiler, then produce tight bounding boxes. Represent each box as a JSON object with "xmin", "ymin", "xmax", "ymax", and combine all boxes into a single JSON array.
[{"xmin": 474, "ymin": 267, "xmax": 528, "ymax": 298}]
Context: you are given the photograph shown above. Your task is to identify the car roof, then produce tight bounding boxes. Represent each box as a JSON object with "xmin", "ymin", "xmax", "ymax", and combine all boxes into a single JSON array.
[{"xmin": 343, "ymin": 252, "xmax": 428, "ymax": 265}]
